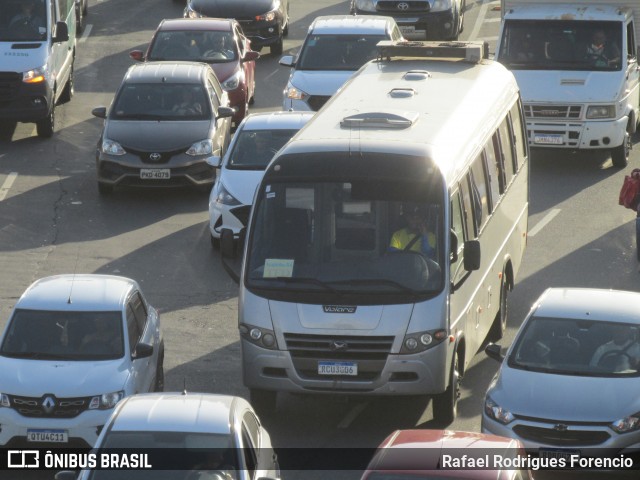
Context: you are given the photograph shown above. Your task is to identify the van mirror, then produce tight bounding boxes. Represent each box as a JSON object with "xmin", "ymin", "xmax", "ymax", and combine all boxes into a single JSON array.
[
  {"xmin": 463, "ymin": 239, "xmax": 480, "ymax": 271},
  {"xmin": 485, "ymin": 343, "xmax": 505, "ymax": 362},
  {"xmin": 217, "ymin": 107, "xmax": 235, "ymax": 119},
  {"xmin": 129, "ymin": 50, "xmax": 145, "ymax": 62},
  {"xmin": 243, "ymin": 50, "xmax": 260, "ymax": 62},
  {"xmin": 91, "ymin": 107, "xmax": 107, "ymax": 119},
  {"xmin": 449, "ymin": 229, "xmax": 458, "ymax": 264},
  {"xmin": 53, "ymin": 22, "xmax": 69, "ymax": 43},
  {"xmin": 279, "ymin": 55, "xmax": 295, "ymax": 67}
]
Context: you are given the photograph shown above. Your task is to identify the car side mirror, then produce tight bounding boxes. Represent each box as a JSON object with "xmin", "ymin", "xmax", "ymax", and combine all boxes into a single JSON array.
[
  {"xmin": 207, "ymin": 156, "xmax": 222, "ymax": 168},
  {"xmin": 55, "ymin": 471, "xmax": 77, "ymax": 480},
  {"xmin": 217, "ymin": 106, "xmax": 235, "ymax": 119},
  {"xmin": 129, "ymin": 50, "xmax": 145, "ymax": 62},
  {"xmin": 53, "ymin": 21, "xmax": 69, "ymax": 43},
  {"xmin": 279, "ymin": 55, "xmax": 295, "ymax": 67},
  {"xmin": 485, "ymin": 343, "xmax": 506, "ymax": 362},
  {"xmin": 133, "ymin": 342, "xmax": 153, "ymax": 359},
  {"xmin": 243, "ymin": 50, "xmax": 260, "ymax": 62},
  {"xmin": 91, "ymin": 107, "xmax": 107, "ymax": 119},
  {"xmin": 463, "ymin": 239, "xmax": 480, "ymax": 271}
]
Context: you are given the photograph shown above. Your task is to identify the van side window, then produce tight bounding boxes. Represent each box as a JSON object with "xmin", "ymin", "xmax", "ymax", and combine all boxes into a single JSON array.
[
  {"xmin": 498, "ymin": 117, "xmax": 516, "ymax": 185},
  {"xmin": 510, "ymin": 101, "xmax": 527, "ymax": 169},
  {"xmin": 627, "ymin": 21, "xmax": 637, "ymax": 58},
  {"xmin": 469, "ymin": 154, "xmax": 490, "ymax": 231}
]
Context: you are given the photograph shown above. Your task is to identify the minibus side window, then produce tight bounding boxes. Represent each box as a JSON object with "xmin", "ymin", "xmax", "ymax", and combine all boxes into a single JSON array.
[
  {"xmin": 484, "ymin": 134, "xmax": 504, "ymax": 208},
  {"xmin": 498, "ymin": 117, "xmax": 516, "ymax": 185},
  {"xmin": 460, "ymin": 174, "xmax": 478, "ymax": 238},
  {"xmin": 469, "ymin": 154, "xmax": 490, "ymax": 231},
  {"xmin": 450, "ymin": 190, "xmax": 465, "ymax": 280},
  {"xmin": 510, "ymin": 101, "xmax": 527, "ymax": 169}
]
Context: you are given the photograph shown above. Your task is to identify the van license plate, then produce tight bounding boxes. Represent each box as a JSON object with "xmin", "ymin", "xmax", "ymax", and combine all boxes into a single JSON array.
[
  {"xmin": 318, "ymin": 361, "xmax": 357, "ymax": 376},
  {"xmin": 533, "ymin": 134, "xmax": 563, "ymax": 145},
  {"xmin": 140, "ymin": 169, "xmax": 170, "ymax": 180},
  {"xmin": 27, "ymin": 429, "xmax": 68, "ymax": 443}
]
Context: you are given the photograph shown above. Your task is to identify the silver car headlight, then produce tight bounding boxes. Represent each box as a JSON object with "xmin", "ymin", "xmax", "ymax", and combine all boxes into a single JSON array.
[
  {"xmin": 354, "ymin": 0, "xmax": 377, "ymax": 12},
  {"xmin": 102, "ymin": 138, "xmax": 126, "ymax": 156},
  {"xmin": 484, "ymin": 395, "xmax": 515, "ymax": 425},
  {"xmin": 284, "ymin": 83, "xmax": 308, "ymax": 101},
  {"xmin": 216, "ymin": 184, "xmax": 241, "ymax": 206},
  {"xmin": 222, "ymin": 71, "xmax": 243, "ymax": 91},
  {"xmin": 431, "ymin": 0, "xmax": 453, "ymax": 12},
  {"xmin": 0, "ymin": 393, "xmax": 9, "ymax": 407},
  {"xmin": 89, "ymin": 391, "xmax": 124, "ymax": 410},
  {"xmin": 586, "ymin": 105, "xmax": 616, "ymax": 119},
  {"xmin": 23, "ymin": 65, "xmax": 47, "ymax": 84},
  {"xmin": 186, "ymin": 139, "xmax": 213, "ymax": 156},
  {"xmin": 611, "ymin": 412, "xmax": 640, "ymax": 433}
]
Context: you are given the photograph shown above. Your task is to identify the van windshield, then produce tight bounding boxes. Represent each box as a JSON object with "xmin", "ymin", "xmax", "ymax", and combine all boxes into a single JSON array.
[
  {"xmin": 0, "ymin": 0, "xmax": 48, "ymax": 41},
  {"xmin": 246, "ymin": 181, "xmax": 445, "ymax": 296}
]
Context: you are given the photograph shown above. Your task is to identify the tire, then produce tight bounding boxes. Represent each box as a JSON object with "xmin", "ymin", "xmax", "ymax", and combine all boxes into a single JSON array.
[
  {"xmin": 154, "ymin": 359, "xmax": 165, "ymax": 392},
  {"xmin": 76, "ymin": 6, "xmax": 84, "ymax": 35},
  {"xmin": 489, "ymin": 275, "xmax": 508, "ymax": 342},
  {"xmin": 271, "ymin": 37, "xmax": 283, "ymax": 56},
  {"xmin": 0, "ymin": 121, "xmax": 17, "ymax": 141},
  {"xmin": 250, "ymin": 388, "xmax": 277, "ymax": 416},
  {"xmin": 211, "ymin": 235, "xmax": 220, "ymax": 250},
  {"xmin": 36, "ymin": 104, "xmax": 55, "ymax": 138},
  {"xmin": 459, "ymin": 1, "xmax": 465, "ymax": 34},
  {"xmin": 59, "ymin": 61, "xmax": 74, "ymax": 104},
  {"xmin": 611, "ymin": 132, "xmax": 630, "ymax": 168},
  {"xmin": 83, "ymin": 0, "xmax": 88, "ymax": 15},
  {"xmin": 98, "ymin": 182, "xmax": 114, "ymax": 195},
  {"xmin": 432, "ymin": 353, "xmax": 460, "ymax": 425},
  {"xmin": 283, "ymin": 10, "xmax": 289, "ymax": 37}
]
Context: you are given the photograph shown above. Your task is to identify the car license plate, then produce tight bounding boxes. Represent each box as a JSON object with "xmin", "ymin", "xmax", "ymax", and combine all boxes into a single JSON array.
[
  {"xmin": 539, "ymin": 448, "xmax": 579, "ymax": 461},
  {"xmin": 140, "ymin": 169, "xmax": 170, "ymax": 180},
  {"xmin": 399, "ymin": 26, "xmax": 426, "ymax": 37},
  {"xmin": 27, "ymin": 429, "xmax": 68, "ymax": 443},
  {"xmin": 533, "ymin": 134, "xmax": 564, "ymax": 145},
  {"xmin": 318, "ymin": 361, "xmax": 357, "ymax": 376}
]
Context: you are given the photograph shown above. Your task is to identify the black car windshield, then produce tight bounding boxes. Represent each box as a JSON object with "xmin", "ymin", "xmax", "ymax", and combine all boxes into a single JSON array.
[
  {"xmin": 509, "ymin": 317, "xmax": 640, "ymax": 377},
  {"xmin": 110, "ymin": 83, "xmax": 211, "ymax": 121},
  {"xmin": 0, "ymin": 0, "xmax": 48, "ymax": 41},
  {"xmin": 297, "ymin": 34, "xmax": 388, "ymax": 70},
  {"xmin": 0, "ymin": 309, "xmax": 124, "ymax": 360},
  {"xmin": 227, "ymin": 129, "xmax": 298, "ymax": 170},
  {"xmin": 246, "ymin": 181, "xmax": 445, "ymax": 296},
  {"xmin": 87, "ymin": 432, "xmax": 238, "ymax": 480},
  {"xmin": 148, "ymin": 30, "xmax": 238, "ymax": 63}
]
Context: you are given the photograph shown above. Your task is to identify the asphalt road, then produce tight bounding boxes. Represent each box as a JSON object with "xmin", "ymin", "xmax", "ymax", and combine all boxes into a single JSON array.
[{"xmin": 1, "ymin": 1, "xmax": 640, "ymax": 479}]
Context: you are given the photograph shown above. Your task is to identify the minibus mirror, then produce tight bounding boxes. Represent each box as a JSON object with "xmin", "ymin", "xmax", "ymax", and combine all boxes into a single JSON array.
[
  {"xmin": 485, "ymin": 343, "xmax": 505, "ymax": 362},
  {"xmin": 53, "ymin": 21, "xmax": 69, "ymax": 43},
  {"xmin": 450, "ymin": 229, "xmax": 458, "ymax": 264},
  {"xmin": 463, "ymin": 240, "xmax": 480, "ymax": 271}
]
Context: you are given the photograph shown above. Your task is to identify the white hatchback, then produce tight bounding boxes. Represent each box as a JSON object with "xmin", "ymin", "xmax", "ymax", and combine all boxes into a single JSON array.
[
  {"xmin": 0, "ymin": 274, "xmax": 163, "ymax": 448},
  {"xmin": 208, "ymin": 111, "xmax": 314, "ymax": 247}
]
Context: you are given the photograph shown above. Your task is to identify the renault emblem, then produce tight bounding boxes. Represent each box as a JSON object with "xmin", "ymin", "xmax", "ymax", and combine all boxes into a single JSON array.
[
  {"xmin": 397, "ymin": 2, "xmax": 409, "ymax": 10},
  {"xmin": 42, "ymin": 396, "xmax": 56, "ymax": 414},
  {"xmin": 149, "ymin": 153, "xmax": 161, "ymax": 161}
]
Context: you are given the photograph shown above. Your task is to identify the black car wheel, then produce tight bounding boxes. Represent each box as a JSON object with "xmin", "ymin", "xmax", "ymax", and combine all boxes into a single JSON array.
[{"xmin": 271, "ymin": 37, "xmax": 283, "ymax": 55}]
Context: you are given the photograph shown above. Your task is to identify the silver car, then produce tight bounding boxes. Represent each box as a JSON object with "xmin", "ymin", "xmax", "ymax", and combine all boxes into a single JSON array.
[{"xmin": 482, "ymin": 287, "xmax": 640, "ymax": 458}]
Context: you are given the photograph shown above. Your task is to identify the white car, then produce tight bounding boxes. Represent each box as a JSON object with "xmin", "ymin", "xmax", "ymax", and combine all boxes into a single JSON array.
[
  {"xmin": 0, "ymin": 274, "xmax": 163, "ymax": 448},
  {"xmin": 208, "ymin": 111, "xmax": 314, "ymax": 247},
  {"xmin": 280, "ymin": 15, "xmax": 403, "ymax": 111},
  {"xmin": 55, "ymin": 392, "xmax": 280, "ymax": 480}
]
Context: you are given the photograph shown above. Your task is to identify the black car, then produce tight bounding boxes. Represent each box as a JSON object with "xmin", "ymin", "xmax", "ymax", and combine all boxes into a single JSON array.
[
  {"xmin": 91, "ymin": 61, "xmax": 234, "ymax": 194},
  {"xmin": 183, "ymin": 0, "xmax": 289, "ymax": 55}
]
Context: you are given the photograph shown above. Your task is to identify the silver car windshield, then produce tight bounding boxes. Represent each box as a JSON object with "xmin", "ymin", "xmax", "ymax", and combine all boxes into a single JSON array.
[
  {"xmin": 247, "ymin": 181, "xmax": 444, "ymax": 295},
  {"xmin": 148, "ymin": 30, "xmax": 238, "ymax": 63},
  {"xmin": 227, "ymin": 129, "xmax": 298, "ymax": 170},
  {"xmin": 297, "ymin": 34, "xmax": 388, "ymax": 71},
  {"xmin": 0, "ymin": 0, "xmax": 48, "ymax": 41},
  {"xmin": 510, "ymin": 317, "xmax": 640, "ymax": 377},
  {"xmin": 0, "ymin": 309, "xmax": 124, "ymax": 360}
]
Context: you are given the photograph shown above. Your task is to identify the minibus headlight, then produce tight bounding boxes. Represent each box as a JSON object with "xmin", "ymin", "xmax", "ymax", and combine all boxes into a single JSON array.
[
  {"xmin": 586, "ymin": 105, "xmax": 616, "ymax": 119},
  {"xmin": 240, "ymin": 323, "xmax": 278, "ymax": 350},
  {"xmin": 484, "ymin": 396, "xmax": 515, "ymax": 425},
  {"xmin": 400, "ymin": 329, "xmax": 446, "ymax": 354},
  {"xmin": 431, "ymin": 0, "xmax": 453, "ymax": 12}
]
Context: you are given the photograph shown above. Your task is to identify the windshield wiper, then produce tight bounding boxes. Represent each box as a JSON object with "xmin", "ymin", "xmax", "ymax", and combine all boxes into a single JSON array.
[
  {"xmin": 261, "ymin": 276, "xmax": 340, "ymax": 294},
  {"xmin": 1, "ymin": 352, "xmax": 69, "ymax": 360},
  {"xmin": 113, "ymin": 113, "xmax": 165, "ymax": 120},
  {"xmin": 328, "ymin": 278, "xmax": 420, "ymax": 295}
]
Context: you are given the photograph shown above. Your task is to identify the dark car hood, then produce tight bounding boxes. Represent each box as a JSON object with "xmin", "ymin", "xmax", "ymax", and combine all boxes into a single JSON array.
[
  {"xmin": 105, "ymin": 120, "xmax": 211, "ymax": 151},
  {"xmin": 190, "ymin": 0, "xmax": 276, "ymax": 17}
]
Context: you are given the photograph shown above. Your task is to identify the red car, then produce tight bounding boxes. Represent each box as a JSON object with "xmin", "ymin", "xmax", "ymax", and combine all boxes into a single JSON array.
[
  {"xmin": 130, "ymin": 18, "xmax": 259, "ymax": 128},
  {"xmin": 361, "ymin": 430, "xmax": 535, "ymax": 480}
]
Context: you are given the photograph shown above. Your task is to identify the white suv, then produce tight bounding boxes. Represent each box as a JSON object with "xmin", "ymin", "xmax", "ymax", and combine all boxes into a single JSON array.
[
  {"xmin": 0, "ymin": 274, "xmax": 164, "ymax": 448},
  {"xmin": 280, "ymin": 15, "xmax": 402, "ymax": 111}
]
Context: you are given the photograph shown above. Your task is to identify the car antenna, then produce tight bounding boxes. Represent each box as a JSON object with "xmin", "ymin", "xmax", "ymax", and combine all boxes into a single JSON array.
[
  {"xmin": 68, "ymin": 253, "xmax": 80, "ymax": 304},
  {"xmin": 182, "ymin": 378, "xmax": 188, "ymax": 395}
]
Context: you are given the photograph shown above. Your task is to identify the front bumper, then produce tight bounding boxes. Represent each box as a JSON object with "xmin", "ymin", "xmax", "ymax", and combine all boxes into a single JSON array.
[
  {"xmin": 0, "ymin": 74, "xmax": 52, "ymax": 122},
  {"xmin": 526, "ymin": 116, "xmax": 628, "ymax": 150},
  {"xmin": 353, "ymin": 9, "xmax": 456, "ymax": 40},
  {"xmin": 209, "ymin": 202, "xmax": 250, "ymax": 240},
  {"xmin": 238, "ymin": 19, "xmax": 283, "ymax": 48}
]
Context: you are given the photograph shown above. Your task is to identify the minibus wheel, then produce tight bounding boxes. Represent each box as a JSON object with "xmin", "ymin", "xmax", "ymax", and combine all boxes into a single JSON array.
[
  {"xmin": 489, "ymin": 275, "xmax": 509, "ymax": 341},
  {"xmin": 432, "ymin": 353, "xmax": 460, "ymax": 425}
]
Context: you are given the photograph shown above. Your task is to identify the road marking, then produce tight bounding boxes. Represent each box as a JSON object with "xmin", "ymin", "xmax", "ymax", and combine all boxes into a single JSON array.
[
  {"xmin": 337, "ymin": 402, "xmax": 368, "ymax": 429},
  {"xmin": 0, "ymin": 172, "xmax": 18, "ymax": 202},
  {"xmin": 469, "ymin": 0, "xmax": 492, "ymax": 41},
  {"xmin": 484, "ymin": 18, "xmax": 501, "ymax": 23},
  {"xmin": 79, "ymin": 24, "xmax": 93, "ymax": 43},
  {"xmin": 528, "ymin": 208, "xmax": 561, "ymax": 237},
  {"xmin": 264, "ymin": 69, "xmax": 280, "ymax": 82}
]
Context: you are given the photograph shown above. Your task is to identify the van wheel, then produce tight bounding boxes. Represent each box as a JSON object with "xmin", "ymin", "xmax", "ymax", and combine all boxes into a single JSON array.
[
  {"xmin": 611, "ymin": 132, "xmax": 630, "ymax": 168},
  {"xmin": 489, "ymin": 275, "xmax": 509, "ymax": 342},
  {"xmin": 432, "ymin": 354, "xmax": 460, "ymax": 425},
  {"xmin": 459, "ymin": 1, "xmax": 466, "ymax": 34},
  {"xmin": 0, "ymin": 121, "xmax": 17, "ymax": 141},
  {"xmin": 76, "ymin": 6, "xmax": 84, "ymax": 35},
  {"xmin": 59, "ymin": 62, "xmax": 74, "ymax": 104},
  {"xmin": 36, "ymin": 104, "xmax": 55, "ymax": 138},
  {"xmin": 154, "ymin": 360, "xmax": 165, "ymax": 392},
  {"xmin": 271, "ymin": 38, "xmax": 283, "ymax": 56},
  {"xmin": 250, "ymin": 389, "xmax": 277, "ymax": 416}
]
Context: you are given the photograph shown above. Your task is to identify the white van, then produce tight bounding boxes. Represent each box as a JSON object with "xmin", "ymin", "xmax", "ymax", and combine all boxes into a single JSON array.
[
  {"xmin": 0, "ymin": 0, "xmax": 77, "ymax": 139},
  {"xmin": 222, "ymin": 41, "xmax": 530, "ymax": 424}
]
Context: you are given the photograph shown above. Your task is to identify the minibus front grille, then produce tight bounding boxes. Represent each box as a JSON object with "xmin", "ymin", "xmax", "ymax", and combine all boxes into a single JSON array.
[
  {"xmin": 0, "ymin": 72, "xmax": 21, "ymax": 103},
  {"xmin": 524, "ymin": 104, "xmax": 582, "ymax": 119}
]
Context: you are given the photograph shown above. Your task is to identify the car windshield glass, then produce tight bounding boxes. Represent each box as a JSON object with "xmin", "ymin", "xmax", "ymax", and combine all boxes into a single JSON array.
[
  {"xmin": 297, "ymin": 34, "xmax": 388, "ymax": 70},
  {"xmin": 0, "ymin": 0, "xmax": 48, "ymax": 41},
  {"xmin": 247, "ymin": 181, "xmax": 445, "ymax": 295},
  {"xmin": 498, "ymin": 20, "xmax": 622, "ymax": 72},
  {"xmin": 148, "ymin": 30, "xmax": 238, "ymax": 63},
  {"xmin": 509, "ymin": 317, "xmax": 640, "ymax": 377},
  {"xmin": 87, "ymin": 432, "xmax": 238, "ymax": 480},
  {"xmin": 0, "ymin": 309, "xmax": 124, "ymax": 360},
  {"xmin": 227, "ymin": 129, "xmax": 298, "ymax": 169},
  {"xmin": 110, "ymin": 83, "xmax": 211, "ymax": 121}
]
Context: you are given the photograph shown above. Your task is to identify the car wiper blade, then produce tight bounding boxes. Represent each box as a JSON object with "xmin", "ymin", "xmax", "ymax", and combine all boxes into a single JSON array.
[
  {"xmin": 1, "ymin": 351, "xmax": 66, "ymax": 359},
  {"xmin": 328, "ymin": 278, "xmax": 419, "ymax": 295},
  {"xmin": 264, "ymin": 276, "xmax": 340, "ymax": 293},
  {"xmin": 114, "ymin": 113, "xmax": 165, "ymax": 120}
]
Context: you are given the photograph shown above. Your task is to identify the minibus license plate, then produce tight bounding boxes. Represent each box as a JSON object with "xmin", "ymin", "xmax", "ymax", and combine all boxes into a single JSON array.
[
  {"xmin": 539, "ymin": 448, "xmax": 579, "ymax": 461},
  {"xmin": 27, "ymin": 429, "xmax": 68, "ymax": 443},
  {"xmin": 318, "ymin": 361, "xmax": 357, "ymax": 376},
  {"xmin": 533, "ymin": 134, "xmax": 563, "ymax": 145},
  {"xmin": 140, "ymin": 169, "xmax": 170, "ymax": 180}
]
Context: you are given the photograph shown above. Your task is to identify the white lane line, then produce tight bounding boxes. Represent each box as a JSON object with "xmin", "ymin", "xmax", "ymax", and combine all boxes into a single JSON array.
[
  {"xmin": 469, "ymin": 0, "xmax": 492, "ymax": 41},
  {"xmin": 528, "ymin": 208, "xmax": 561, "ymax": 237},
  {"xmin": 264, "ymin": 69, "xmax": 280, "ymax": 82},
  {"xmin": 484, "ymin": 18, "xmax": 501, "ymax": 23},
  {"xmin": 0, "ymin": 172, "xmax": 18, "ymax": 202},
  {"xmin": 79, "ymin": 24, "xmax": 93, "ymax": 43},
  {"xmin": 337, "ymin": 402, "xmax": 368, "ymax": 429}
]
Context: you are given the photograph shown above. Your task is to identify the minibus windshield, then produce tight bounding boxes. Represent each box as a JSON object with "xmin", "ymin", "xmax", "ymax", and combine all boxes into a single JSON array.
[{"xmin": 246, "ymin": 180, "xmax": 445, "ymax": 296}]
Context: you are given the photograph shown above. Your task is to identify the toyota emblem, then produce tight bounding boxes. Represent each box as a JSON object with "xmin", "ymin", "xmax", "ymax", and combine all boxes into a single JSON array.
[
  {"xmin": 41, "ymin": 395, "xmax": 56, "ymax": 414},
  {"xmin": 397, "ymin": 2, "xmax": 409, "ymax": 10},
  {"xmin": 149, "ymin": 153, "xmax": 161, "ymax": 161}
]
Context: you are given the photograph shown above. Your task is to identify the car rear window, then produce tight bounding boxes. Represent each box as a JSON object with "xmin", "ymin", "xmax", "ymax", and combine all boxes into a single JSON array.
[
  {"xmin": 297, "ymin": 34, "xmax": 388, "ymax": 70},
  {"xmin": 228, "ymin": 129, "xmax": 298, "ymax": 169},
  {"xmin": 148, "ymin": 30, "xmax": 237, "ymax": 63}
]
